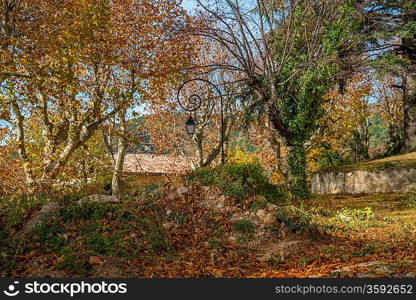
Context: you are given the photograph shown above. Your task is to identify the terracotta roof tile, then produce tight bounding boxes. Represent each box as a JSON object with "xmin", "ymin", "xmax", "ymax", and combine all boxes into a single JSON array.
[{"xmin": 123, "ymin": 154, "xmax": 193, "ymax": 175}]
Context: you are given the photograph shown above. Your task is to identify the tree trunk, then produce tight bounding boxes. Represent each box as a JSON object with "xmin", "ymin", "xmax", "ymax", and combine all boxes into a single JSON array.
[
  {"xmin": 112, "ymin": 134, "xmax": 127, "ymax": 197},
  {"xmin": 111, "ymin": 111, "xmax": 128, "ymax": 197},
  {"xmin": 10, "ymin": 101, "xmax": 35, "ymax": 189},
  {"xmin": 286, "ymin": 142, "xmax": 309, "ymax": 201},
  {"xmin": 403, "ymin": 72, "xmax": 416, "ymax": 152},
  {"xmin": 194, "ymin": 131, "xmax": 205, "ymax": 167}
]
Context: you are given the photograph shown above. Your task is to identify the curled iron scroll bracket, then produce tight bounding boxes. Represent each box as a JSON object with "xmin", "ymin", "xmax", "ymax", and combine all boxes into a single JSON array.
[{"xmin": 176, "ymin": 78, "xmax": 222, "ymax": 113}]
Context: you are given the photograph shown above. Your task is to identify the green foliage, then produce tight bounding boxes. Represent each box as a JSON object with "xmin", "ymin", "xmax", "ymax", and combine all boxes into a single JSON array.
[
  {"xmin": 207, "ymin": 237, "xmax": 221, "ymax": 250},
  {"xmin": 404, "ymin": 188, "xmax": 416, "ymax": 208},
  {"xmin": 335, "ymin": 207, "xmax": 374, "ymax": 222},
  {"xmin": 144, "ymin": 184, "xmax": 162, "ymax": 194},
  {"xmin": 330, "ymin": 207, "xmax": 375, "ymax": 229},
  {"xmin": 168, "ymin": 211, "xmax": 189, "ymax": 225},
  {"xmin": 144, "ymin": 221, "xmax": 171, "ymax": 253},
  {"xmin": 316, "ymin": 149, "xmax": 345, "ymax": 170},
  {"xmin": 187, "ymin": 162, "xmax": 286, "ymax": 204},
  {"xmin": 352, "ymin": 243, "xmax": 376, "ymax": 257},
  {"xmin": 287, "ymin": 144, "xmax": 309, "ymax": 200},
  {"xmin": 268, "ymin": 0, "xmax": 361, "ymax": 200},
  {"xmin": 266, "ymin": 255, "xmax": 281, "ymax": 267},
  {"xmin": 380, "ymin": 162, "xmax": 394, "ymax": 169},
  {"xmin": 27, "ymin": 200, "xmax": 172, "ymax": 275},
  {"xmin": 58, "ymin": 201, "xmax": 133, "ymax": 223},
  {"xmin": 55, "ymin": 246, "xmax": 91, "ymax": 275},
  {"xmin": 373, "ymin": 53, "xmax": 408, "ymax": 77},
  {"xmin": 0, "ymin": 196, "xmax": 48, "ymax": 240},
  {"xmin": 139, "ymin": 184, "xmax": 164, "ymax": 202},
  {"xmin": 233, "ymin": 219, "xmax": 255, "ymax": 235},
  {"xmin": 275, "ymin": 205, "xmax": 312, "ymax": 234},
  {"xmin": 250, "ymin": 198, "xmax": 268, "ymax": 212},
  {"xmin": 32, "ymin": 218, "xmax": 68, "ymax": 252},
  {"xmin": 84, "ymin": 230, "xmax": 118, "ymax": 255},
  {"xmin": 369, "ymin": 0, "xmax": 416, "ymax": 74}
]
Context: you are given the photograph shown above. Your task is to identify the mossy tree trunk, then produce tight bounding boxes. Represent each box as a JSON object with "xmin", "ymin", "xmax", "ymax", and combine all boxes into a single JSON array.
[
  {"xmin": 286, "ymin": 142, "xmax": 309, "ymax": 201},
  {"xmin": 403, "ymin": 71, "xmax": 416, "ymax": 152}
]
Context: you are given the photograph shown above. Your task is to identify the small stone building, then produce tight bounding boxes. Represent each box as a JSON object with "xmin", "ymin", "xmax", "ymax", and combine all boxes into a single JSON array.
[{"xmin": 123, "ymin": 154, "xmax": 193, "ymax": 188}]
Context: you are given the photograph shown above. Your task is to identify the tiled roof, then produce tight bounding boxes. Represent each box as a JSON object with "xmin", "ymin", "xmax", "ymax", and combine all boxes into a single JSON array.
[{"xmin": 123, "ymin": 154, "xmax": 193, "ymax": 175}]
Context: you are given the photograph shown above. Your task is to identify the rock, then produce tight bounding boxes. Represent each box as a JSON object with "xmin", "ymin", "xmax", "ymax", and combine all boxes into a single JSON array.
[
  {"xmin": 256, "ymin": 209, "xmax": 267, "ymax": 220},
  {"xmin": 78, "ymin": 194, "xmax": 119, "ymax": 204},
  {"xmin": 176, "ymin": 186, "xmax": 189, "ymax": 197},
  {"xmin": 259, "ymin": 240, "xmax": 304, "ymax": 261},
  {"xmin": 167, "ymin": 190, "xmax": 177, "ymax": 201},
  {"xmin": 256, "ymin": 209, "xmax": 277, "ymax": 227},
  {"xmin": 166, "ymin": 209, "xmax": 172, "ymax": 216},
  {"xmin": 13, "ymin": 202, "xmax": 60, "ymax": 239},
  {"xmin": 332, "ymin": 261, "xmax": 384, "ymax": 275},
  {"xmin": 162, "ymin": 222, "xmax": 175, "ymax": 230},
  {"xmin": 219, "ymin": 195, "xmax": 227, "ymax": 204},
  {"xmin": 89, "ymin": 256, "xmax": 105, "ymax": 265},
  {"xmin": 228, "ymin": 236, "xmax": 237, "ymax": 243},
  {"xmin": 263, "ymin": 213, "xmax": 278, "ymax": 227},
  {"xmin": 166, "ymin": 186, "xmax": 189, "ymax": 201}
]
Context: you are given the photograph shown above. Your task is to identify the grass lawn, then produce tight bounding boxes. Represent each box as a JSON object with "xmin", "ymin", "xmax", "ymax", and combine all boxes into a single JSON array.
[{"xmin": 319, "ymin": 152, "xmax": 416, "ymax": 173}]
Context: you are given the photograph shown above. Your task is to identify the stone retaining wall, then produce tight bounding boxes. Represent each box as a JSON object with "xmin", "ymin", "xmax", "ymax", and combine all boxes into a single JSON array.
[{"xmin": 311, "ymin": 169, "xmax": 416, "ymax": 195}]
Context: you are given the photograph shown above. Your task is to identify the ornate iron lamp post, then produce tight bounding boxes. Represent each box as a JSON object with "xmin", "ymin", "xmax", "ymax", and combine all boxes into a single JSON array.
[{"xmin": 177, "ymin": 78, "xmax": 225, "ymax": 165}]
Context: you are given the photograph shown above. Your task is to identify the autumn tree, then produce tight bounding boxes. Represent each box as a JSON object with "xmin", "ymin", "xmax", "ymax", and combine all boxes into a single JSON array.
[
  {"xmin": 100, "ymin": 0, "xmax": 193, "ymax": 196},
  {"xmin": 363, "ymin": 0, "xmax": 416, "ymax": 152},
  {"xmin": 0, "ymin": 0, "xmax": 193, "ymax": 193},
  {"xmin": 307, "ymin": 74, "xmax": 372, "ymax": 170},
  {"xmin": 194, "ymin": 0, "xmax": 364, "ymax": 199},
  {"xmin": 146, "ymin": 36, "xmax": 244, "ymax": 168},
  {"xmin": 372, "ymin": 75, "xmax": 405, "ymax": 155}
]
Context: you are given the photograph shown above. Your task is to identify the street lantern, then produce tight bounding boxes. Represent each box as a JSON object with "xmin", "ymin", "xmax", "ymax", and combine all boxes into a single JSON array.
[
  {"xmin": 185, "ymin": 115, "xmax": 197, "ymax": 138},
  {"xmin": 177, "ymin": 78, "xmax": 225, "ymax": 165}
]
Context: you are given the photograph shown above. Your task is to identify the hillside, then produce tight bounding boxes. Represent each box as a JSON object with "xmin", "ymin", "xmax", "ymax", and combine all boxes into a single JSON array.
[{"xmin": 1, "ymin": 182, "xmax": 415, "ymax": 278}]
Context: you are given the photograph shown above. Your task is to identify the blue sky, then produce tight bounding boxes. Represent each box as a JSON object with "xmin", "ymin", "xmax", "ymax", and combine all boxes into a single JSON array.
[{"xmin": 182, "ymin": 0, "xmax": 197, "ymax": 11}]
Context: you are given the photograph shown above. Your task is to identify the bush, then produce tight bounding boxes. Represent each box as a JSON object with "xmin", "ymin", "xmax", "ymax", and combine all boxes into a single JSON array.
[
  {"xmin": 58, "ymin": 201, "xmax": 132, "ymax": 222},
  {"xmin": 233, "ymin": 219, "xmax": 255, "ymax": 235},
  {"xmin": 0, "ymin": 195, "xmax": 48, "ymax": 240},
  {"xmin": 333, "ymin": 207, "xmax": 374, "ymax": 223},
  {"xmin": 32, "ymin": 218, "xmax": 68, "ymax": 252},
  {"xmin": 316, "ymin": 150, "xmax": 345, "ymax": 169},
  {"xmin": 275, "ymin": 205, "xmax": 312, "ymax": 234},
  {"xmin": 405, "ymin": 187, "xmax": 416, "ymax": 208},
  {"xmin": 187, "ymin": 162, "xmax": 286, "ymax": 204}
]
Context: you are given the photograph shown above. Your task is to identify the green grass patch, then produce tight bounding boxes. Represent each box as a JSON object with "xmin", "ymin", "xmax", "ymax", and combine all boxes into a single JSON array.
[
  {"xmin": 275, "ymin": 206, "xmax": 312, "ymax": 234},
  {"xmin": 0, "ymin": 195, "xmax": 48, "ymax": 240},
  {"xmin": 186, "ymin": 162, "xmax": 287, "ymax": 204},
  {"xmin": 317, "ymin": 152, "xmax": 416, "ymax": 173},
  {"xmin": 233, "ymin": 219, "xmax": 255, "ymax": 235},
  {"xmin": 17, "ymin": 200, "xmax": 172, "ymax": 275}
]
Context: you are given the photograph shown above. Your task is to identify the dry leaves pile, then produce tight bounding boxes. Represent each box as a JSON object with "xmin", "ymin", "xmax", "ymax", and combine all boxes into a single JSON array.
[{"xmin": 3, "ymin": 186, "xmax": 416, "ymax": 278}]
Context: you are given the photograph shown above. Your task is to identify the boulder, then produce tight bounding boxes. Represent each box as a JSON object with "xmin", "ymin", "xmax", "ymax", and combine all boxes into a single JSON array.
[
  {"xmin": 166, "ymin": 186, "xmax": 189, "ymax": 201},
  {"xmin": 256, "ymin": 209, "xmax": 278, "ymax": 227},
  {"xmin": 263, "ymin": 213, "xmax": 278, "ymax": 227},
  {"xmin": 256, "ymin": 209, "xmax": 267, "ymax": 220},
  {"xmin": 176, "ymin": 186, "xmax": 189, "ymax": 197},
  {"xmin": 13, "ymin": 202, "xmax": 60, "ymax": 239}
]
